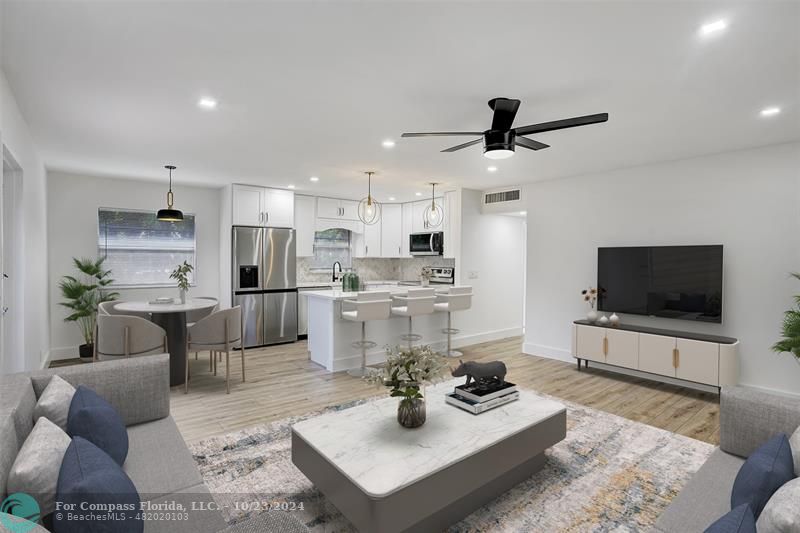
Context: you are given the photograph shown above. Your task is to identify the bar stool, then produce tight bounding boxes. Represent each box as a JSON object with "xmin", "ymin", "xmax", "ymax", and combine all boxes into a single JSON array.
[
  {"xmin": 341, "ymin": 291, "xmax": 392, "ymax": 377},
  {"xmin": 434, "ymin": 286, "xmax": 473, "ymax": 358},
  {"xmin": 391, "ymin": 288, "xmax": 436, "ymax": 348}
]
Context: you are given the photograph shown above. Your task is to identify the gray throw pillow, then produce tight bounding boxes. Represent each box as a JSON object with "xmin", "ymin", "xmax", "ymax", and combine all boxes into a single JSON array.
[
  {"xmin": 6, "ymin": 417, "xmax": 71, "ymax": 516},
  {"xmin": 33, "ymin": 375, "xmax": 76, "ymax": 431},
  {"xmin": 790, "ymin": 426, "xmax": 799, "ymax": 477},
  {"xmin": 757, "ymin": 477, "xmax": 800, "ymax": 533}
]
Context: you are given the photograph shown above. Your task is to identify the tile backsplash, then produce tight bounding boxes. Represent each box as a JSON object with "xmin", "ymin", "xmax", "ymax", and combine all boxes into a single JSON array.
[{"xmin": 297, "ymin": 256, "xmax": 455, "ymax": 283}]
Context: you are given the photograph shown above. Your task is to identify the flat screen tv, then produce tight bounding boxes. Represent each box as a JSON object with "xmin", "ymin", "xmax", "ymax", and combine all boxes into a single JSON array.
[{"xmin": 597, "ymin": 245, "xmax": 723, "ymax": 323}]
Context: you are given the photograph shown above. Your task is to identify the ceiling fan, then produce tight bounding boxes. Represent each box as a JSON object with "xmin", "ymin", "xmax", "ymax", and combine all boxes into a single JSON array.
[{"xmin": 401, "ymin": 98, "xmax": 608, "ymax": 160}]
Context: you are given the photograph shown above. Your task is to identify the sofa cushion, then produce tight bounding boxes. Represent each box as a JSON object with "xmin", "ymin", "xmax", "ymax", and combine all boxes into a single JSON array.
[
  {"xmin": 731, "ymin": 434, "xmax": 794, "ymax": 518},
  {"xmin": 124, "ymin": 417, "xmax": 202, "ymax": 500},
  {"xmin": 7, "ymin": 417, "xmax": 71, "ymax": 517},
  {"xmin": 67, "ymin": 386, "xmax": 128, "ymax": 466},
  {"xmin": 720, "ymin": 386, "xmax": 800, "ymax": 458},
  {"xmin": 704, "ymin": 504, "xmax": 756, "ymax": 533},
  {"xmin": 142, "ymin": 483, "xmax": 227, "ymax": 533},
  {"xmin": 654, "ymin": 448, "xmax": 745, "ymax": 533},
  {"xmin": 756, "ymin": 477, "xmax": 800, "ymax": 533},
  {"xmin": 790, "ymin": 426, "xmax": 799, "ymax": 477},
  {"xmin": 54, "ymin": 437, "xmax": 143, "ymax": 533},
  {"xmin": 0, "ymin": 415, "xmax": 18, "ymax": 501},
  {"xmin": 34, "ymin": 375, "xmax": 76, "ymax": 432},
  {"xmin": 0, "ymin": 374, "xmax": 37, "ymax": 449}
]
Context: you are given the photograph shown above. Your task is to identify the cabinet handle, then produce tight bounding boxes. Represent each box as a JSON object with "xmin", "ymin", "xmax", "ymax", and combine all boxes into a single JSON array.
[
  {"xmin": 675, "ymin": 348, "xmax": 680, "ymax": 368},
  {"xmin": 265, "ymin": 211, "xmax": 269, "ymax": 224},
  {"xmin": 602, "ymin": 337, "xmax": 608, "ymax": 356}
]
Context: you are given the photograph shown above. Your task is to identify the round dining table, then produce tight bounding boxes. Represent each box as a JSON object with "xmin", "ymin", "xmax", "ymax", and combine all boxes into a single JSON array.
[{"xmin": 115, "ymin": 298, "xmax": 218, "ymax": 387}]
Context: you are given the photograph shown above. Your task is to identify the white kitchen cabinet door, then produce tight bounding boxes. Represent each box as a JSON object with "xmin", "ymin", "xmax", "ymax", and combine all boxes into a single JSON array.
[
  {"xmin": 316, "ymin": 198, "xmax": 341, "ymax": 219},
  {"xmin": 381, "ymin": 204, "xmax": 402, "ymax": 258},
  {"xmin": 232, "ymin": 185, "xmax": 264, "ymax": 226},
  {"xmin": 605, "ymin": 329, "xmax": 639, "ymax": 368},
  {"xmin": 575, "ymin": 325, "xmax": 606, "ymax": 363},
  {"xmin": 294, "ymin": 195, "xmax": 316, "ymax": 256},
  {"xmin": 638, "ymin": 333, "xmax": 676, "ymax": 377},
  {"xmin": 401, "ymin": 203, "xmax": 413, "ymax": 257},
  {"xmin": 412, "ymin": 200, "xmax": 427, "ymax": 232},
  {"xmin": 363, "ymin": 221, "xmax": 381, "ymax": 257},
  {"xmin": 340, "ymin": 200, "xmax": 360, "ymax": 221},
  {"xmin": 264, "ymin": 189, "xmax": 294, "ymax": 228},
  {"xmin": 676, "ymin": 338, "xmax": 719, "ymax": 385}
]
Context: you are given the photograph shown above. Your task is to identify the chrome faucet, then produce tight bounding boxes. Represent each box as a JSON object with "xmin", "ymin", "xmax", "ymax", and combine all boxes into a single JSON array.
[{"xmin": 332, "ymin": 261, "xmax": 342, "ymax": 282}]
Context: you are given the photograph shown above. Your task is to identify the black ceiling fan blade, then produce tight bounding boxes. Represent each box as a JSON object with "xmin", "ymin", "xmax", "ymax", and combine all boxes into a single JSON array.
[
  {"xmin": 514, "ymin": 113, "xmax": 609, "ymax": 136},
  {"xmin": 401, "ymin": 132, "xmax": 483, "ymax": 138},
  {"xmin": 515, "ymin": 137, "xmax": 550, "ymax": 151},
  {"xmin": 441, "ymin": 138, "xmax": 483, "ymax": 152},
  {"xmin": 489, "ymin": 98, "xmax": 521, "ymax": 131}
]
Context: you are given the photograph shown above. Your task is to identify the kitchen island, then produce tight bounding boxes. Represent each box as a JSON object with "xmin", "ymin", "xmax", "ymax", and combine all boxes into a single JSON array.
[{"xmin": 305, "ymin": 288, "xmax": 450, "ymax": 372}]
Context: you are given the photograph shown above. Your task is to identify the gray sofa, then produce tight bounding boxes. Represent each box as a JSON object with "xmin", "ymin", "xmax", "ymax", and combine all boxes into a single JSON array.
[
  {"xmin": 654, "ymin": 385, "xmax": 800, "ymax": 532},
  {"xmin": 0, "ymin": 354, "xmax": 307, "ymax": 533}
]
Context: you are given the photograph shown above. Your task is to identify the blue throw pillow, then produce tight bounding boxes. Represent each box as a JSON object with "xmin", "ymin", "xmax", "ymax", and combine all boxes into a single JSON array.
[
  {"xmin": 731, "ymin": 433, "xmax": 795, "ymax": 518},
  {"xmin": 54, "ymin": 437, "xmax": 143, "ymax": 533},
  {"xmin": 704, "ymin": 504, "xmax": 756, "ymax": 533},
  {"xmin": 67, "ymin": 385, "xmax": 128, "ymax": 466}
]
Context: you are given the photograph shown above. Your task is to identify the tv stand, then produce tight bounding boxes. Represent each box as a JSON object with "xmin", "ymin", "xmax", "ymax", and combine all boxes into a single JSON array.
[{"xmin": 571, "ymin": 320, "xmax": 739, "ymax": 392}]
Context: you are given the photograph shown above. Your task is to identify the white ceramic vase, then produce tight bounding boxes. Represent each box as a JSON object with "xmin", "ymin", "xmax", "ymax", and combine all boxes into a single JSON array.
[
  {"xmin": 179, "ymin": 289, "xmax": 187, "ymax": 304},
  {"xmin": 609, "ymin": 313, "xmax": 620, "ymax": 326},
  {"xmin": 598, "ymin": 315, "xmax": 609, "ymax": 325},
  {"xmin": 587, "ymin": 309, "xmax": 598, "ymax": 322}
]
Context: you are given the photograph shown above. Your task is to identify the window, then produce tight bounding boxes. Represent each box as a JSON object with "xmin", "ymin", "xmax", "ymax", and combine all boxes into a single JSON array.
[
  {"xmin": 98, "ymin": 208, "xmax": 196, "ymax": 287},
  {"xmin": 309, "ymin": 228, "xmax": 351, "ymax": 270}
]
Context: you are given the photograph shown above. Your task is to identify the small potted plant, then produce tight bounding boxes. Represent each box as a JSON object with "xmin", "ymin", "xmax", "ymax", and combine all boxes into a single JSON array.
[
  {"xmin": 59, "ymin": 257, "xmax": 119, "ymax": 359},
  {"xmin": 366, "ymin": 345, "xmax": 446, "ymax": 428},
  {"xmin": 170, "ymin": 261, "xmax": 194, "ymax": 304},
  {"xmin": 420, "ymin": 266, "xmax": 432, "ymax": 287},
  {"xmin": 772, "ymin": 272, "xmax": 800, "ymax": 363}
]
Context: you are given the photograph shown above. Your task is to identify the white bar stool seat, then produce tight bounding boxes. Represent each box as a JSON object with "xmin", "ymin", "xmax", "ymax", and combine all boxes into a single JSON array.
[
  {"xmin": 434, "ymin": 286, "xmax": 473, "ymax": 358},
  {"xmin": 391, "ymin": 288, "xmax": 436, "ymax": 348},
  {"xmin": 341, "ymin": 291, "xmax": 392, "ymax": 377}
]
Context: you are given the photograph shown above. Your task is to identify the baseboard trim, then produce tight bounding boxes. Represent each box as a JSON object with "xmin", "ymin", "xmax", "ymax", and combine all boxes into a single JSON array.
[
  {"xmin": 522, "ymin": 342, "xmax": 573, "ymax": 363},
  {"xmin": 40, "ymin": 350, "xmax": 52, "ymax": 370},
  {"xmin": 48, "ymin": 346, "xmax": 81, "ymax": 361}
]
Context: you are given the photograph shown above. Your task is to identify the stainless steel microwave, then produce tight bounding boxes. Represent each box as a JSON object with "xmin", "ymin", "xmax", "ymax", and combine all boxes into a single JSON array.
[{"xmin": 410, "ymin": 232, "xmax": 444, "ymax": 256}]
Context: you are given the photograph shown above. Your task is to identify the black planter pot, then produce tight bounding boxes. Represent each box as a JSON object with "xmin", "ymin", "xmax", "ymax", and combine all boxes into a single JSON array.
[{"xmin": 79, "ymin": 343, "xmax": 94, "ymax": 360}]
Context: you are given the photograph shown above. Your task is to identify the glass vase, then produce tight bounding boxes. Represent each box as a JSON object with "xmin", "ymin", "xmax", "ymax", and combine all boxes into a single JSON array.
[{"xmin": 397, "ymin": 397, "xmax": 426, "ymax": 428}]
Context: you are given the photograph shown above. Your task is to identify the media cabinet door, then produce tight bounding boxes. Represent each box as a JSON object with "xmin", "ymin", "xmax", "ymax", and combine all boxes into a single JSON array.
[
  {"xmin": 638, "ymin": 333, "xmax": 677, "ymax": 377},
  {"xmin": 605, "ymin": 329, "xmax": 639, "ymax": 368},
  {"xmin": 575, "ymin": 325, "xmax": 606, "ymax": 362},
  {"xmin": 675, "ymin": 338, "xmax": 719, "ymax": 385}
]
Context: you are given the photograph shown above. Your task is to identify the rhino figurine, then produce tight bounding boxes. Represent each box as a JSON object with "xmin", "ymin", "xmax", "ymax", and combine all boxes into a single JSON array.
[{"xmin": 451, "ymin": 360, "xmax": 507, "ymax": 386}]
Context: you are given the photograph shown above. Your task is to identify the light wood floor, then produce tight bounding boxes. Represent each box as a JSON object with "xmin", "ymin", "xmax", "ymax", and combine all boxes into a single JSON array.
[{"xmin": 170, "ymin": 336, "xmax": 720, "ymax": 445}]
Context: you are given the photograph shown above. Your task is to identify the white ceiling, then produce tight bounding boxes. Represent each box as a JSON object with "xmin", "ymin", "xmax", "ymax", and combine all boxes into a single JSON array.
[{"xmin": 2, "ymin": 1, "xmax": 799, "ymax": 202}]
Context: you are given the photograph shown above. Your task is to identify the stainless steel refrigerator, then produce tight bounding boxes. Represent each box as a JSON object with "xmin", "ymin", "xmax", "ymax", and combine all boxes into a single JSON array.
[{"xmin": 232, "ymin": 226, "xmax": 298, "ymax": 347}]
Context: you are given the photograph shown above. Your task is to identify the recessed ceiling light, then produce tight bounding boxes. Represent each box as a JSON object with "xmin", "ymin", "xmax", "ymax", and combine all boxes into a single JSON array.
[
  {"xmin": 487, "ymin": 166, "xmax": 498, "ymax": 172},
  {"xmin": 699, "ymin": 19, "xmax": 727, "ymax": 36},
  {"xmin": 415, "ymin": 192, "xmax": 422, "ymax": 196},
  {"xmin": 382, "ymin": 139, "xmax": 396, "ymax": 148},
  {"xmin": 760, "ymin": 106, "xmax": 781, "ymax": 117},
  {"xmin": 197, "ymin": 97, "xmax": 217, "ymax": 109},
  {"xmin": 388, "ymin": 197, "xmax": 396, "ymax": 201},
  {"xmin": 309, "ymin": 176, "xmax": 319, "ymax": 182},
  {"xmin": 287, "ymin": 184, "xmax": 296, "ymax": 189}
]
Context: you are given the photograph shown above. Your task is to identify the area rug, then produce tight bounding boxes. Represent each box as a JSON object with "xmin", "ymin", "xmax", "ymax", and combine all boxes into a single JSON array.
[{"xmin": 189, "ymin": 386, "xmax": 714, "ymax": 532}]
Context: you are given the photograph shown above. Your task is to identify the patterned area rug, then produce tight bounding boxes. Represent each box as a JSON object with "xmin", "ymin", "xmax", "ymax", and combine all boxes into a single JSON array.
[{"xmin": 189, "ymin": 388, "xmax": 713, "ymax": 532}]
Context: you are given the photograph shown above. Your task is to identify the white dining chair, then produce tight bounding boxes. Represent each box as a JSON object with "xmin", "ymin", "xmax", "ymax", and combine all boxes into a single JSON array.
[
  {"xmin": 185, "ymin": 306, "xmax": 244, "ymax": 394},
  {"xmin": 94, "ymin": 314, "xmax": 167, "ymax": 361},
  {"xmin": 185, "ymin": 297, "xmax": 219, "ymax": 361}
]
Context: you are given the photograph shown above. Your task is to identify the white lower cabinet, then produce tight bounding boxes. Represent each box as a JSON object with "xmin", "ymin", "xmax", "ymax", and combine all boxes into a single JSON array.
[
  {"xmin": 675, "ymin": 338, "xmax": 719, "ymax": 385},
  {"xmin": 605, "ymin": 329, "xmax": 638, "ymax": 368},
  {"xmin": 638, "ymin": 333, "xmax": 676, "ymax": 377},
  {"xmin": 575, "ymin": 325, "xmax": 607, "ymax": 363}
]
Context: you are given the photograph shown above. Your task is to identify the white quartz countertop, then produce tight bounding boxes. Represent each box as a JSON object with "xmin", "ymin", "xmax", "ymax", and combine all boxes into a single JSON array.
[
  {"xmin": 291, "ymin": 379, "xmax": 566, "ymax": 498},
  {"xmin": 297, "ymin": 280, "xmax": 403, "ymax": 289},
  {"xmin": 303, "ymin": 286, "xmax": 446, "ymax": 301}
]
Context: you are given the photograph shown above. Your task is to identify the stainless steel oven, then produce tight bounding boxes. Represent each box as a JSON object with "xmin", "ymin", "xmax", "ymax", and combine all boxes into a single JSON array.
[{"xmin": 410, "ymin": 231, "xmax": 444, "ymax": 256}]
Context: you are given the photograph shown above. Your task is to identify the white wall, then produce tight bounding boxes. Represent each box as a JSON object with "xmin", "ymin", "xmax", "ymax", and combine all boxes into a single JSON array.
[
  {"xmin": 47, "ymin": 171, "xmax": 222, "ymax": 360},
  {"xmin": 456, "ymin": 188, "xmax": 526, "ymax": 345},
  {"xmin": 0, "ymin": 70, "xmax": 50, "ymax": 372},
  {"xmin": 523, "ymin": 142, "xmax": 800, "ymax": 395}
]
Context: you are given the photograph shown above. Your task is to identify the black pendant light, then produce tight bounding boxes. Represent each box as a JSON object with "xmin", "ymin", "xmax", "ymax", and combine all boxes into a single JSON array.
[{"xmin": 156, "ymin": 165, "xmax": 184, "ymax": 221}]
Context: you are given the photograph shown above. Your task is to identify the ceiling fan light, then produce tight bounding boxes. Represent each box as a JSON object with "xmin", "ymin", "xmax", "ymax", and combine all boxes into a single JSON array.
[{"xmin": 484, "ymin": 148, "xmax": 515, "ymax": 160}]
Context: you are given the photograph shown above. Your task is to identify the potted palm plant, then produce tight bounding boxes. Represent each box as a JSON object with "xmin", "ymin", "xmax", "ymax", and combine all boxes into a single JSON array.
[
  {"xmin": 772, "ymin": 272, "xmax": 800, "ymax": 362},
  {"xmin": 59, "ymin": 257, "xmax": 119, "ymax": 359}
]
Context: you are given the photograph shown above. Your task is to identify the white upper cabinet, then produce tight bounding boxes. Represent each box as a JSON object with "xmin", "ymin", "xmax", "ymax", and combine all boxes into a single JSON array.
[
  {"xmin": 381, "ymin": 204, "xmax": 403, "ymax": 258},
  {"xmin": 411, "ymin": 198, "xmax": 444, "ymax": 232},
  {"xmin": 232, "ymin": 184, "xmax": 294, "ymax": 228},
  {"xmin": 232, "ymin": 185, "xmax": 263, "ymax": 226},
  {"xmin": 401, "ymin": 203, "xmax": 413, "ymax": 257},
  {"xmin": 317, "ymin": 197, "xmax": 360, "ymax": 221},
  {"xmin": 363, "ymin": 221, "xmax": 381, "ymax": 257},
  {"xmin": 294, "ymin": 195, "xmax": 316, "ymax": 257}
]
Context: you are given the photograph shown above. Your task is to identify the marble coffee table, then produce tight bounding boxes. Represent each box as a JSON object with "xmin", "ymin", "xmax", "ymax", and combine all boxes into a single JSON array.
[{"xmin": 291, "ymin": 380, "xmax": 566, "ymax": 533}]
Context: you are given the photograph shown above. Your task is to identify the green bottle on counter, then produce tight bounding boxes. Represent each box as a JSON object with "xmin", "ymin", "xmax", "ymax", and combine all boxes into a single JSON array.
[
  {"xmin": 350, "ymin": 273, "xmax": 360, "ymax": 292},
  {"xmin": 342, "ymin": 272, "xmax": 350, "ymax": 291}
]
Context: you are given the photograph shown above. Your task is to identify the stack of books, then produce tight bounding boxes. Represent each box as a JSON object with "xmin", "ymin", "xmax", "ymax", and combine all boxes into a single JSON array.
[{"xmin": 445, "ymin": 378, "xmax": 519, "ymax": 415}]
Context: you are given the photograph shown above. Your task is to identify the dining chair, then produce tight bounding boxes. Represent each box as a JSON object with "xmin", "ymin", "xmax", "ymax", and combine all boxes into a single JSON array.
[
  {"xmin": 98, "ymin": 300, "xmax": 151, "ymax": 320},
  {"xmin": 184, "ymin": 306, "xmax": 244, "ymax": 394},
  {"xmin": 94, "ymin": 314, "xmax": 167, "ymax": 361},
  {"xmin": 185, "ymin": 296, "xmax": 219, "ymax": 361}
]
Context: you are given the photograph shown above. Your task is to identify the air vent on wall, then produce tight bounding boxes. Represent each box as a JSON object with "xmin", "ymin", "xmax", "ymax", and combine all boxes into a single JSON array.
[{"xmin": 484, "ymin": 189, "xmax": 521, "ymax": 204}]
